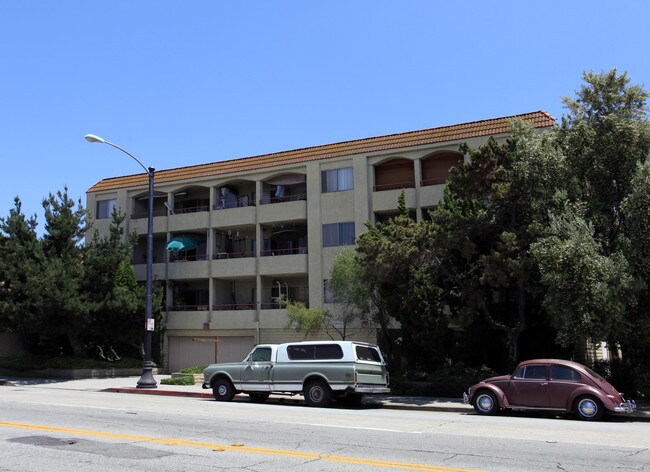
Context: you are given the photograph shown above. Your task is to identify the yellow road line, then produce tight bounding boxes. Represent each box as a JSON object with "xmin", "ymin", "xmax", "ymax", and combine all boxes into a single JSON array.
[{"xmin": 0, "ymin": 420, "xmax": 486, "ymax": 472}]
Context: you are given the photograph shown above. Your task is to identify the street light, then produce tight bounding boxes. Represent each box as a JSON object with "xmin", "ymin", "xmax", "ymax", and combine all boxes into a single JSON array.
[{"xmin": 84, "ymin": 134, "xmax": 157, "ymax": 388}]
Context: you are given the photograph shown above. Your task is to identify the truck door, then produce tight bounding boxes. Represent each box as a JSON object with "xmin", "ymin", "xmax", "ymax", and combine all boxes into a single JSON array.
[{"xmin": 241, "ymin": 346, "xmax": 273, "ymax": 391}]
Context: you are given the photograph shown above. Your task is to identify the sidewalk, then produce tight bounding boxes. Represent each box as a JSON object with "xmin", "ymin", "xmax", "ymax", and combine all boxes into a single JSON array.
[{"xmin": 1, "ymin": 375, "xmax": 647, "ymax": 419}]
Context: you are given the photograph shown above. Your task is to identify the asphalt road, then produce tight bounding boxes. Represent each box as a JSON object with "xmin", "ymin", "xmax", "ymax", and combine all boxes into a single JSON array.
[{"xmin": 0, "ymin": 382, "xmax": 648, "ymax": 471}]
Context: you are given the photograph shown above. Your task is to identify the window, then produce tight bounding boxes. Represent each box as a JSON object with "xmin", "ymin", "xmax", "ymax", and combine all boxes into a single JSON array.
[
  {"xmin": 515, "ymin": 365, "xmax": 548, "ymax": 380},
  {"xmin": 322, "ymin": 167, "xmax": 353, "ymax": 192},
  {"xmin": 287, "ymin": 344, "xmax": 344, "ymax": 360},
  {"xmin": 322, "ymin": 222, "xmax": 355, "ymax": 247},
  {"xmin": 250, "ymin": 347, "xmax": 272, "ymax": 362},
  {"xmin": 550, "ymin": 365, "xmax": 581, "ymax": 381},
  {"xmin": 355, "ymin": 345, "xmax": 381, "ymax": 363},
  {"xmin": 96, "ymin": 199, "xmax": 117, "ymax": 219}
]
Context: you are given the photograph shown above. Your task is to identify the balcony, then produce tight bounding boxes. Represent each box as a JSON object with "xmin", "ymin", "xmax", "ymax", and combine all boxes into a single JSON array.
[
  {"xmin": 212, "ymin": 303, "xmax": 256, "ymax": 311},
  {"xmin": 260, "ymin": 247, "xmax": 307, "ymax": 257},
  {"xmin": 259, "ymin": 193, "xmax": 306, "ymax": 205},
  {"xmin": 213, "ymin": 195, "xmax": 255, "ymax": 210}
]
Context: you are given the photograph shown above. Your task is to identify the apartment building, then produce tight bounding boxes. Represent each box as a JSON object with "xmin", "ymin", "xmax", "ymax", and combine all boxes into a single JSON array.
[{"xmin": 86, "ymin": 111, "xmax": 555, "ymax": 372}]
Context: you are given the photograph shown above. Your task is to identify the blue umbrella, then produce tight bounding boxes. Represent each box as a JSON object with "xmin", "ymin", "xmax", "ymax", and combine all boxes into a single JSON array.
[{"xmin": 165, "ymin": 234, "xmax": 200, "ymax": 251}]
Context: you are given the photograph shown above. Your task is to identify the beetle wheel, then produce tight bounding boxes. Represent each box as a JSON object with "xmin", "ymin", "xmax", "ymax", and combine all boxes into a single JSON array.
[
  {"xmin": 473, "ymin": 390, "xmax": 498, "ymax": 415},
  {"xmin": 573, "ymin": 395, "xmax": 603, "ymax": 421}
]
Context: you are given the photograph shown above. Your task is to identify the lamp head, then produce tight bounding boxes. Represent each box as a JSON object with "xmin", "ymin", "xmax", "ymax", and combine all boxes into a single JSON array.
[{"xmin": 84, "ymin": 134, "xmax": 105, "ymax": 144}]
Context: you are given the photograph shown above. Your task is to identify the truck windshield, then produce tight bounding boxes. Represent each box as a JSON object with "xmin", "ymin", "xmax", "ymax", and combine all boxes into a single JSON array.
[{"xmin": 250, "ymin": 347, "xmax": 272, "ymax": 362}]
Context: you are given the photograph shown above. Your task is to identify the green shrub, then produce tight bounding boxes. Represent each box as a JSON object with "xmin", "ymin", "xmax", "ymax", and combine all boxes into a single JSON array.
[
  {"xmin": 391, "ymin": 362, "xmax": 499, "ymax": 398},
  {"xmin": 160, "ymin": 375, "xmax": 196, "ymax": 386},
  {"xmin": 179, "ymin": 365, "xmax": 208, "ymax": 374},
  {"xmin": 0, "ymin": 355, "xmax": 144, "ymax": 371}
]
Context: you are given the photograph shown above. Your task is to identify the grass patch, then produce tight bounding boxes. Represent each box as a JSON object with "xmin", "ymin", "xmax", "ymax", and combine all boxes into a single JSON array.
[{"xmin": 160, "ymin": 375, "xmax": 195, "ymax": 386}]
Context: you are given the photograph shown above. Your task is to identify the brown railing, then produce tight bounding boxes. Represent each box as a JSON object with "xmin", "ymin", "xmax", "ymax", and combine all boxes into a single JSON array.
[
  {"xmin": 213, "ymin": 197, "xmax": 256, "ymax": 210},
  {"xmin": 372, "ymin": 182, "xmax": 416, "ymax": 192},
  {"xmin": 259, "ymin": 194, "xmax": 307, "ymax": 205},
  {"xmin": 168, "ymin": 305, "xmax": 209, "ymax": 311},
  {"xmin": 130, "ymin": 209, "xmax": 167, "ymax": 219},
  {"xmin": 260, "ymin": 300, "xmax": 309, "ymax": 310},
  {"xmin": 213, "ymin": 251, "xmax": 255, "ymax": 259},
  {"xmin": 173, "ymin": 205, "xmax": 210, "ymax": 214},
  {"xmin": 260, "ymin": 247, "xmax": 308, "ymax": 257},
  {"xmin": 420, "ymin": 178, "xmax": 447, "ymax": 186},
  {"xmin": 168, "ymin": 253, "xmax": 209, "ymax": 262},
  {"xmin": 212, "ymin": 303, "xmax": 256, "ymax": 311}
]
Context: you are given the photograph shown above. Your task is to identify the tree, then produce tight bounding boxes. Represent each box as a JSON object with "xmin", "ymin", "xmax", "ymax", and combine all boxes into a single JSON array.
[
  {"xmin": 37, "ymin": 188, "xmax": 89, "ymax": 356},
  {"xmin": 83, "ymin": 210, "xmax": 145, "ymax": 359},
  {"xmin": 432, "ymin": 122, "xmax": 567, "ymax": 366},
  {"xmin": 534, "ymin": 70, "xmax": 650, "ymax": 355},
  {"xmin": 285, "ymin": 301, "xmax": 329, "ymax": 338},
  {"xmin": 0, "ymin": 198, "xmax": 42, "ymax": 335},
  {"xmin": 356, "ymin": 199, "xmax": 449, "ymax": 371}
]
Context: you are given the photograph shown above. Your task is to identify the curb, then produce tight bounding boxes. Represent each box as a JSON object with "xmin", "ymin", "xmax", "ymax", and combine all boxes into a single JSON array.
[{"xmin": 102, "ymin": 387, "xmax": 471, "ymax": 412}]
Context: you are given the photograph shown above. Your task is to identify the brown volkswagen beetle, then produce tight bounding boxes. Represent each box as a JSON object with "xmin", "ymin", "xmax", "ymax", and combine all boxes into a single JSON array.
[{"xmin": 463, "ymin": 359, "xmax": 636, "ymax": 420}]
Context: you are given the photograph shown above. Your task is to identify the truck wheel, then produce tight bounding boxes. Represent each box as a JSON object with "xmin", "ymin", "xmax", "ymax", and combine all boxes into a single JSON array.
[
  {"xmin": 212, "ymin": 378, "xmax": 235, "ymax": 402},
  {"xmin": 304, "ymin": 380, "xmax": 332, "ymax": 407}
]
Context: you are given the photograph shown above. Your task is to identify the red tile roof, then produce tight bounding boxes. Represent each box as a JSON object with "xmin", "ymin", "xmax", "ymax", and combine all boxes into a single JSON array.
[{"xmin": 88, "ymin": 111, "xmax": 555, "ymax": 193}]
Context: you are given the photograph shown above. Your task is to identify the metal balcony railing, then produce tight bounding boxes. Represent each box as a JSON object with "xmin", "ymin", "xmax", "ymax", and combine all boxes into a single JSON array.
[
  {"xmin": 260, "ymin": 247, "xmax": 308, "ymax": 257},
  {"xmin": 259, "ymin": 194, "xmax": 307, "ymax": 205}
]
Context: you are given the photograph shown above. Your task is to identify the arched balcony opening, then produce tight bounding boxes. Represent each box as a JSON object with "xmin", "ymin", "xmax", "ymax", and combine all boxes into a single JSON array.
[
  {"xmin": 260, "ymin": 173, "xmax": 307, "ymax": 205},
  {"xmin": 171, "ymin": 186, "xmax": 210, "ymax": 214},
  {"xmin": 214, "ymin": 179, "xmax": 256, "ymax": 210},
  {"xmin": 373, "ymin": 158, "xmax": 415, "ymax": 192},
  {"xmin": 131, "ymin": 191, "xmax": 167, "ymax": 219},
  {"xmin": 421, "ymin": 151, "xmax": 464, "ymax": 186}
]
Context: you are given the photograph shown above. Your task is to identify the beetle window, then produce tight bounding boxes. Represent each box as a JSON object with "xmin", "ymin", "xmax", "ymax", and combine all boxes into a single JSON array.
[
  {"xmin": 516, "ymin": 365, "xmax": 547, "ymax": 379},
  {"xmin": 251, "ymin": 347, "xmax": 272, "ymax": 362},
  {"xmin": 355, "ymin": 346, "xmax": 382, "ymax": 362},
  {"xmin": 550, "ymin": 365, "xmax": 581, "ymax": 381}
]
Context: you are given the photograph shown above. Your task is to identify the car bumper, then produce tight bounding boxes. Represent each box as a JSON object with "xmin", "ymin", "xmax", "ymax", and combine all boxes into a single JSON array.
[
  {"xmin": 351, "ymin": 386, "xmax": 391, "ymax": 394},
  {"xmin": 614, "ymin": 400, "xmax": 636, "ymax": 413}
]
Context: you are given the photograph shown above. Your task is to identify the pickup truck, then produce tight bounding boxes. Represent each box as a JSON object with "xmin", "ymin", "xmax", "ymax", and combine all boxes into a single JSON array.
[{"xmin": 202, "ymin": 340, "xmax": 391, "ymax": 407}]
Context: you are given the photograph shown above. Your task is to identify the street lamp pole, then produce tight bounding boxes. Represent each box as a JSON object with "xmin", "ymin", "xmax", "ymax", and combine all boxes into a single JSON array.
[{"xmin": 84, "ymin": 134, "xmax": 157, "ymax": 388}]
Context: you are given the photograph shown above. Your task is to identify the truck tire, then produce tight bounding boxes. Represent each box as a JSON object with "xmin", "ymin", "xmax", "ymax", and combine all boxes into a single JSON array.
[
  {"xmin": 304, "ymin": 379, "xmax": 332, "ymax": 407},
  {"xmin": 212, "ymin": 378, "xmax": 236, "ymax": 402}
]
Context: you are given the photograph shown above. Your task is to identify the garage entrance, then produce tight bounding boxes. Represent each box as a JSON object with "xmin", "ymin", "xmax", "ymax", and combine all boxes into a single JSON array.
[{"xmin": 168, "ymin": 336, "xmax": 254, "ymax": 372}]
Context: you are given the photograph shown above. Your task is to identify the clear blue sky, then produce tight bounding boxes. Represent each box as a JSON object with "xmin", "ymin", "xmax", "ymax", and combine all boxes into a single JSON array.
[{"xmin": 1, "ymin": 1, "xmax": 648, "ymax": 232}]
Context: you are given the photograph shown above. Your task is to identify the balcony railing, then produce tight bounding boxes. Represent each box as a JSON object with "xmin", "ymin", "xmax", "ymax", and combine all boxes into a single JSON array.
[
  {"xmin": 168, "ymin": 253, "xmax": 209, "ymax": 262},
  {"xmin": 260, "ymin": 247, "xmax": 308, "ymax": 257},
  {"xmin": 420, "ymin": 177, "xmax": 447, "ymax": 186},
  {"xmin": 373, "ymin": 181, "xmax": 415, "ymax": 192},
  {"xmin": 259, "ymin": 194, "xmax": 307, "ymax": 205},
  {"xmin": 167, "ymin": 304, "xmax": 209, "ymax": 311},
  {"xmin": 213, "ymin": 196, "xmax": 255, "ymax": 210},
  {"xmin": 130, "ymin": 209, "xmax": 167, "ymax": 219},
  {"xmin": 213, "ymin": 251, "xmax": 256, "ymax": 259},
  {"xmin": 173, "ymin": 205, "xmax": 210, "ymax": 214},
  {"xmin": 212, "ymin": 303, "xmax": 256, "ymax": 311}
]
